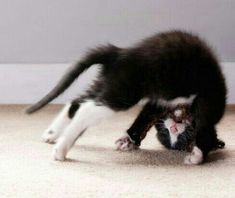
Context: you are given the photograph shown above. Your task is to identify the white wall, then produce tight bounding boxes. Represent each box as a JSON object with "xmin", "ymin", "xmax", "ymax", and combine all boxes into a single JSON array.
[
  {"xmin": 223, "ymin": 63, "xmax": 235, "ymax": 104},
  {"xmin": 0, "ymin": 63, "xmax": 234, "ymax": 104},
  {"xmin": 0, "ymin": 0, "xmax": 235, "ymax": 63},
  {"xmin": 0, "ymin": 1, "xmax": 234, "ymax": 104}
]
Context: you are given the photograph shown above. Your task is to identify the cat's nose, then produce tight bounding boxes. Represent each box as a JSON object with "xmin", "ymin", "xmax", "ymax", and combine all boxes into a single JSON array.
[
  {"xmin": 170, "ymin": 128, "xmax": 178, "ymax": 133},
  {"xmin": 170, "ymin": 125, "xmax": 178, "ymax": 133}
]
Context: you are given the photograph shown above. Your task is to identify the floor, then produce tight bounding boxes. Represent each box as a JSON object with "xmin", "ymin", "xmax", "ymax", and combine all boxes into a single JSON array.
[{"xmin": 0, "ymin": 105, "xmax": 234, "ymax": 198}]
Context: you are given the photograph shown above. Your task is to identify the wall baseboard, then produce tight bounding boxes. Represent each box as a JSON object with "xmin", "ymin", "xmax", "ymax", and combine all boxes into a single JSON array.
[
  {"xmin": 0, "ymin": 62, "xmax": 234, "ymax": 104},
  {"xmin": 226, "ymin": 104, "xmax": 235, "ymax": 111}
]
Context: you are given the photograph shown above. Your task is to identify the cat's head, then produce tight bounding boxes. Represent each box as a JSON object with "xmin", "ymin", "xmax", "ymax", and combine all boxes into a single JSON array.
[{"xmin": 167, "ymin": 104, "xmax": 192, "ymax": 124}]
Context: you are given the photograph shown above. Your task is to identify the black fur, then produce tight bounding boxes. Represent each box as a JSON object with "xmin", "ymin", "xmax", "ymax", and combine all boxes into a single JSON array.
[
  {"xmin": 68, "ymin": 102, "xmax": 80, "ymax": 119},
  {"xmin": 27, "ymin": 30, "xmax": 227, "ymax": 160},
  {"xmin": 126, "ymin": 103, "xmax": 164, "ymax": 146}
]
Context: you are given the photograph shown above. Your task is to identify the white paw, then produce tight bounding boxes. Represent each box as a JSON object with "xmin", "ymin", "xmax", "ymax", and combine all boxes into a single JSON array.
[
  {"xmin": 115, "ymin": 135, "xmax": 138, "ymax": 151},
  {"xmin": 184, "ymin": 146, "xmax": 203, "ymax": 165},
  {"xmin": 52, "ymin": 147, "xmax": 66, "ymax": 161},
  {"xmin": 52, "ymin": 137, "xmax": 69, "ymax": 161},
  {"xmin": 42, "ymin": 130, "xmax": 58, "ymax": 144}
]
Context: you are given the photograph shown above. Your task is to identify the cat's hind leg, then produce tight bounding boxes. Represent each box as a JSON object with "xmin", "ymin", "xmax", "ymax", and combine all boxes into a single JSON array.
[
  {"xmin": 42, "ymin": 102, "xmax": 79, "ymax": 144},
  {"xmin": 53, "ymin": 100, "xmax": 115, "ymax": 161}
]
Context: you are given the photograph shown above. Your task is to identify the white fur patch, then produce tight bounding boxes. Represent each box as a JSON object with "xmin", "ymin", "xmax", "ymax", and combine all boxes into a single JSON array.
[
  {"xmin": 42, "ymin": 103, "xmax": 71, "ymax": 143},
  {"xmin": 138, "ymin": 98, "xmax": 150, "ymax": 106},
  {"xmin": 53, "ymin": 100, "xmax": 115, "ymax": 161},
  {"xmin": 164, "ymin": 118, "xmax": 185, "ymax": 146},
  {"xmin": 158, "ymin": 95, "xmax": 196, "ymax": 107},
  {"xmin": 184, "ymin": 146, "xmax": 203, "ymax": 165},
  {"xmin": 174, "ymin": 109, "xmax": 182, "ymax": 117}
]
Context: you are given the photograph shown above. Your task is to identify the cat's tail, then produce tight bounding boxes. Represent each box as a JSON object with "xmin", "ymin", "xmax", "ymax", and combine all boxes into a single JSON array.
[{"xmin": 26, "ymin": 44, "xmax": 120, "ymax": 114}]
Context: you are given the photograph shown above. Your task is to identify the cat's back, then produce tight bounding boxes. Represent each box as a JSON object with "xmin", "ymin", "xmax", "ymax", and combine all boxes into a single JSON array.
[
  {"xmin": 134, "ymin": 30, "xmax": 216, "ymax": 67},
  {"xmin": 129, "ymin": 30, "xmax": 225, "ymax": 89},
  {"xmin": 114, "ymin": 30, "xmax": 226, "ymax": 100}
]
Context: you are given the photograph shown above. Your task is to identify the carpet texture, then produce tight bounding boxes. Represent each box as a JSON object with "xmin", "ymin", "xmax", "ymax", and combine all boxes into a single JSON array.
[{"xmin": 0, "ymin": 105, "xmax": 234, "ymax": 198}]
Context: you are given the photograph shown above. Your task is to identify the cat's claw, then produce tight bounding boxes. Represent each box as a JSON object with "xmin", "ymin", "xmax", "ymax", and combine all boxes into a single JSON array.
[{"xmin": 115, "ymin": 135, "xmax": 139, "ymax": 151}]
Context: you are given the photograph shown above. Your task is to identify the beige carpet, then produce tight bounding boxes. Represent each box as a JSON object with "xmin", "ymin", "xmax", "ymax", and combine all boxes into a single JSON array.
[{"xmin": 0, "ymin": 105, "xmax": 234, "ymax": 198}]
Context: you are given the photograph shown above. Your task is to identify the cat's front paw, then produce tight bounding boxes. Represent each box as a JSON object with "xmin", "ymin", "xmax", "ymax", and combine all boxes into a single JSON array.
[
  {"xmin": 184, "ymin": 146, "xmax": 203, "ymax": 165},
  {"xmin": 115, "ymin": 135, "xmax": 139, "ymax": 151}
]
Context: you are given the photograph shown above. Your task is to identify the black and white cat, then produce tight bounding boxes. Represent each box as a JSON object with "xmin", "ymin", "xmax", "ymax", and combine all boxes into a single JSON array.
[
  {"xmin": 154, "ymin": 105, "xmax": 224, "ymax": 152},
  {"xmin": 115, "ymin": 104, "xmax": 196, "ymax": 152},
  {"xmin": 27, "ymin": 30, "xmax": 227, "ymax": 165},
  {"xmin": 155, "ymin": 104, "xmax": 196, "ymax": 151}
]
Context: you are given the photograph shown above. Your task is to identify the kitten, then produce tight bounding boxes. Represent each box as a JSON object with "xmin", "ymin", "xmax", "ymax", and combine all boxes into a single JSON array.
[
  {"xmin": 115, "ymin": 105, "xmax": 195, "ymax": 151},
  {"xmin": 156, "ymin": 105, "xmax": 195, "ymax": 151},
  {"xmin": 26, "ymin": 30, "xmax": 226, "ymax": 165},
  {"xmin": 155, "ymin": 105, "xmax": 225, "ymax": 151}
]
